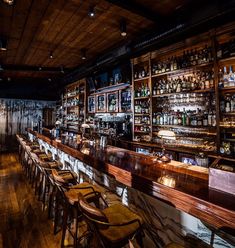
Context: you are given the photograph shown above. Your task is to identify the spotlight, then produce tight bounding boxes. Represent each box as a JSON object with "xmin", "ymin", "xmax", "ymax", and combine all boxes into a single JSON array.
[
  {"xmin": 38, "ymin": 67, "xmax": 42, "ymax": 71},
  {"xmin": 60, "ymin": 65, "xmax": 64, "ymax": 74},
  {"xmin": 0, "ymin": 65, "xmax": 3, "ymax": 71},
  {"xmin": 2, "ymin": 0, "xmax": 14, "ymax": 5},
  {"xmin": 120, "ymin": 19, "xmax": 127, "ymax": 37},
  {"xmin": 48, "ymin": 78, "xmax": 52, "ymax": 82},
  {"xmin": 81, "ymin": 49, "xmax": 87, "ymax": 60},
  {"xmin": 88, "ymin": 5, "xmax": 95, "ymax": 17},
  {"xmin": 49, "ymin": 51, "xmax": 53, "ymax": 59},
  {"xmin": 0, "ymin": 37, "xmax": 7, "ymax": 51}
]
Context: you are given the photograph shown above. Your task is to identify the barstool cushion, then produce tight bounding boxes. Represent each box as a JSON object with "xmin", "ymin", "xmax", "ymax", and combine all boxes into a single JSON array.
[
  {"xmin": 52, "ymin": 169, "xmax": 77, "ymax": 184},
  {"xmin": 100, "ymin": 204, "xmax": 143, "ymax": 243},
  {"xmin": 65, "ymin": 182, "xmax": 100, "ymax": 205}
]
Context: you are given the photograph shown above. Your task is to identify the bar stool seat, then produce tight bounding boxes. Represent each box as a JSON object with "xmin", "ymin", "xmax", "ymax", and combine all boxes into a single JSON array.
[
  {"xmin": 101, "ymin": 203, "xmax": 143, "ymax": 244},
  {"xmin": 52, "ymin": 169, "xmax": 78, "ymax": 185},
  {"xmin": 78, "ymin": 193, "xmax": 143, "ymax": 247},
  {"xmin": 65, "ymin": 182, "xmax": 102, "ymax": 205}
]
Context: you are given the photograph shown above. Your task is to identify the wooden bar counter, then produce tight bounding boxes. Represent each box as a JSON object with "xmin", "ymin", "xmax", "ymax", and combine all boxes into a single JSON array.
[{"xmin": 28, "ymin": 130, "xmax": 235, "ymax": 233}]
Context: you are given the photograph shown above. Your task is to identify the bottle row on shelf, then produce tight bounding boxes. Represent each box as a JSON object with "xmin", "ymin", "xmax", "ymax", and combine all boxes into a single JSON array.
[
  {"xmin": 156, "ymin": 93, "xmax": 215, "ymax": 107},
  {"xmin": 66, "ymin": 112, "xmax": 85, "ymax": 121},
  {"xmin": 135, "ymin": 84, "xmax": 150, "ymax": 97},
  {"xmin": 152, "ymin": 108, "xmax": 216, "ymax": 127},
  {"xmin": 134, "ymin": 116, "xmax": 151, "ymax": 125},
  {"xmin": 217, "ymin": 39, "xmax": 235, "ymax": 60},
  {"xmin": 134, "ymin": 100, "xmax": 150, "ymax": 114},
  {"xmin": 134, "ymin": 125, "xmax": 151, "ymax": 133},
  {"xmin": 64, "ymin": 98, "xmax": 84, "ymax": 107},
  {"xmin": 66, "ymin": 86, "xmax": 85, "ymax": 98},
  {"xmin": 152, "ymin": 45, "xmax": 213, "ymax": 75},
  {"xmin": 133, "ymin": 44, "xmax": 213, "ymax": 80},
  {"xmin": 221, "ymin": 93, "xmax": 235, "ymax": 113},
  {"xmin": 219, "ymin": 65, "xmax": 235, "ymax": 88},
  {"xmin": 152, "ymin": 71, "xmax": 214, "ymax": 95}
]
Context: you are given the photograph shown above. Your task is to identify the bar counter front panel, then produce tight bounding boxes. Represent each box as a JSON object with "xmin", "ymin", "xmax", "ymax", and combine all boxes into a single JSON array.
[{"xmin": 27, "ymin": 130, "xmax": 235, "ymax": 248}]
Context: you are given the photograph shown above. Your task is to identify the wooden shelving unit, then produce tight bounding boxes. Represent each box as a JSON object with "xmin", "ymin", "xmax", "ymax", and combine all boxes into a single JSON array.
[
  {"xmin": 131, "ymin": 21, "xmax": 235, "ymax": 157},
  {"xmin": 62, "ymin": 79, "xmax": 86, "ymax": 133}
]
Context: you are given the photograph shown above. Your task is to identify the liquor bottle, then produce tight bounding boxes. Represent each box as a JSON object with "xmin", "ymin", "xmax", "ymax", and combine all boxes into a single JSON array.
[
  {"xmin": 208, "ymin": 110, "xmax": 212, "ymax": 126},
  {"xmin": 159, "ymin": 114, "xmax": 163, "ymax": 125},
  {"xmin": 204, "ymin": 72, "xmax": 210, "ymax": 89},
  {"xmin": 182, "ymin": 108, "xmax": 187, "ymax": 126},
  {"xmin": 197, "ymin": 109, "xmax": 203, "ymax": 126},
  {"xmin": 212, "ymin": 110, "xmax": 216, "ymax": 127},
  {"xmin": 225, "ymin": 95, "xmax": 231, "ymax": 113},
  {"xmin": 209, "ymin": 71, "xmax": 214, "ymax": 88},
  {"xmin": 218, "ymin": 68, "xmax": 224, "ymax": 88},
  {"xmin": 173, "ymin": 56, "xmax": 178, "ymax": 70},
  {"xmin": 134, "ymin": 71, "xmax": 138, "ymax": 79},
  {"xmin": 153, "ymin": 113, "xmax": 156, "ymax": 125},
  {"xmin": 141, "ymin": 68, "xmax": 146, "ymax": 78},
  {"xmin": 153, "ymin": 85, "xmax": 157, "ymax": 96},
  {"xmin": 223, "ymin": 66, "xmax": 229, "ymax": 88},
  {"xmin": 177, "ymin": 110, "xmax": 182, "ymax": 125},
  {"xmin": 228, "ymin": 65, "xmax": 235, "ymax": 87},
  {"xmin": 186, "ymin": 111, "xmax": 190, "ymax": 126},
  {"xmin": 203, "ymin": 111, "xmax": 208, "ymax": 126}
]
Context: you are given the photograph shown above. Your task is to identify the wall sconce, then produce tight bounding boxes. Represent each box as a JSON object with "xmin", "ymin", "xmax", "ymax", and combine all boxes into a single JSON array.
[{"xmin": 120, "ymin": 19, "xmax": 127, "ymax": 37}]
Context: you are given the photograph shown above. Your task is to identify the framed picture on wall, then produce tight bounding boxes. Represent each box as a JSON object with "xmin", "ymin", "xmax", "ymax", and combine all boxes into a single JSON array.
[
  {"xmin": 96, "ymin": 93, "xmax": 106, "ymax": 112},
  {"xmin": 107, "ymin": 91, "xmax": 119, "ymax": 112},
  {"xmin": 88, "ymin": 95, "xmax": 95, "ymax": 113}
]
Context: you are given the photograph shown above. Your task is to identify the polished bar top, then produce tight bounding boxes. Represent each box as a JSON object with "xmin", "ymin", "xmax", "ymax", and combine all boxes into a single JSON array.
[{"xmin": 27, "ymin": 130, "xmax": 235, "ymax": 232}]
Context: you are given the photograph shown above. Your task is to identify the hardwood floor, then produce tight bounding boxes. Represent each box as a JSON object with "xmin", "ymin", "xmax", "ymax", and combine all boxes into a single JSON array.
[{"xmin": 0, "ymin": 152, "xmax": 61, "ymax": 248}]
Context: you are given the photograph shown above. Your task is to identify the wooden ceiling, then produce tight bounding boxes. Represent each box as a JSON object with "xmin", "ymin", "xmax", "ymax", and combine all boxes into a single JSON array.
[
  {"xmin": 0, "ymin": 0, "xmax": 222, "ymax": 85},
  {"xmin": 0, "ymin": 0, "xmax": 155, "ymax": 80}
]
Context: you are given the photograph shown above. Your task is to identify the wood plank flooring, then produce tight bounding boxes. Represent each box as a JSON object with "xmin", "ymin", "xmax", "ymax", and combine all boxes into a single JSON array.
[{"xmin": 0, "ymin": 152, "xmax": 61, "ymax": 248}]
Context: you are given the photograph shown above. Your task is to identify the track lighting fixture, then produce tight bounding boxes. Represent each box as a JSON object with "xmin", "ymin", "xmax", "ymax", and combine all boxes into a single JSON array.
[
  {"xmin": 49, "ymin": 51, "xmax": 53, "ymax": 59},
  {"xmin": 2, "ymin": 0, "xmax": 14, "ymax": 5},
  {"xmin": 0, "ymin": 37, "xmax": 7, "ymax": 51},
  {"xmin": 81, "ymin": 49, "xmax": 87, "ymax": 60},
  {"xmin": 88, "ymin": 5, "xmax": 95, "ymax": 17},
  {"xmin": 120, "ymin": 19, "xmax": 127, "ymax": 37}
]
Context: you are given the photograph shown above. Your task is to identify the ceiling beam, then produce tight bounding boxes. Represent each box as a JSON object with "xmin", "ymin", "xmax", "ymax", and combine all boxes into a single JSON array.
[
  {"xmin": 0, "ymin": 64, "xmax": 68, "ymax": 73},
  {"xmin": 104, "ymin": 0, "xmax": 163, "ymax": 23}
]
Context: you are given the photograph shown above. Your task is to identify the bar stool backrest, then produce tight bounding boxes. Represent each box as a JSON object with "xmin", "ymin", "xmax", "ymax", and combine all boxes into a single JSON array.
[{"xmin": 78, "ymin": 193, "xmax": 108, "ymax": 224}]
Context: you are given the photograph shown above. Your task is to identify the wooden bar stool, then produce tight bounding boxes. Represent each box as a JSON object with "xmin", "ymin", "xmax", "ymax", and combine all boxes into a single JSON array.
[
  {"xmin": 51, "ymin": 173, "xmax": 106, "ymax": 248},
  {"xmin": 78, "ymin": 193, "xmax": 144, "ymax": 248}
]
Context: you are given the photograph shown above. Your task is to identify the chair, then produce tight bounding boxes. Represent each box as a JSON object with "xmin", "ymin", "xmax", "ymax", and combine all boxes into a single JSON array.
[
  {"xmin": 51, "ymin": 171, "xmax": 106, "ymax": 248},
  {"xmin": 78, "ymin": 193, "xmax": 144, "ymax": 248}
]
